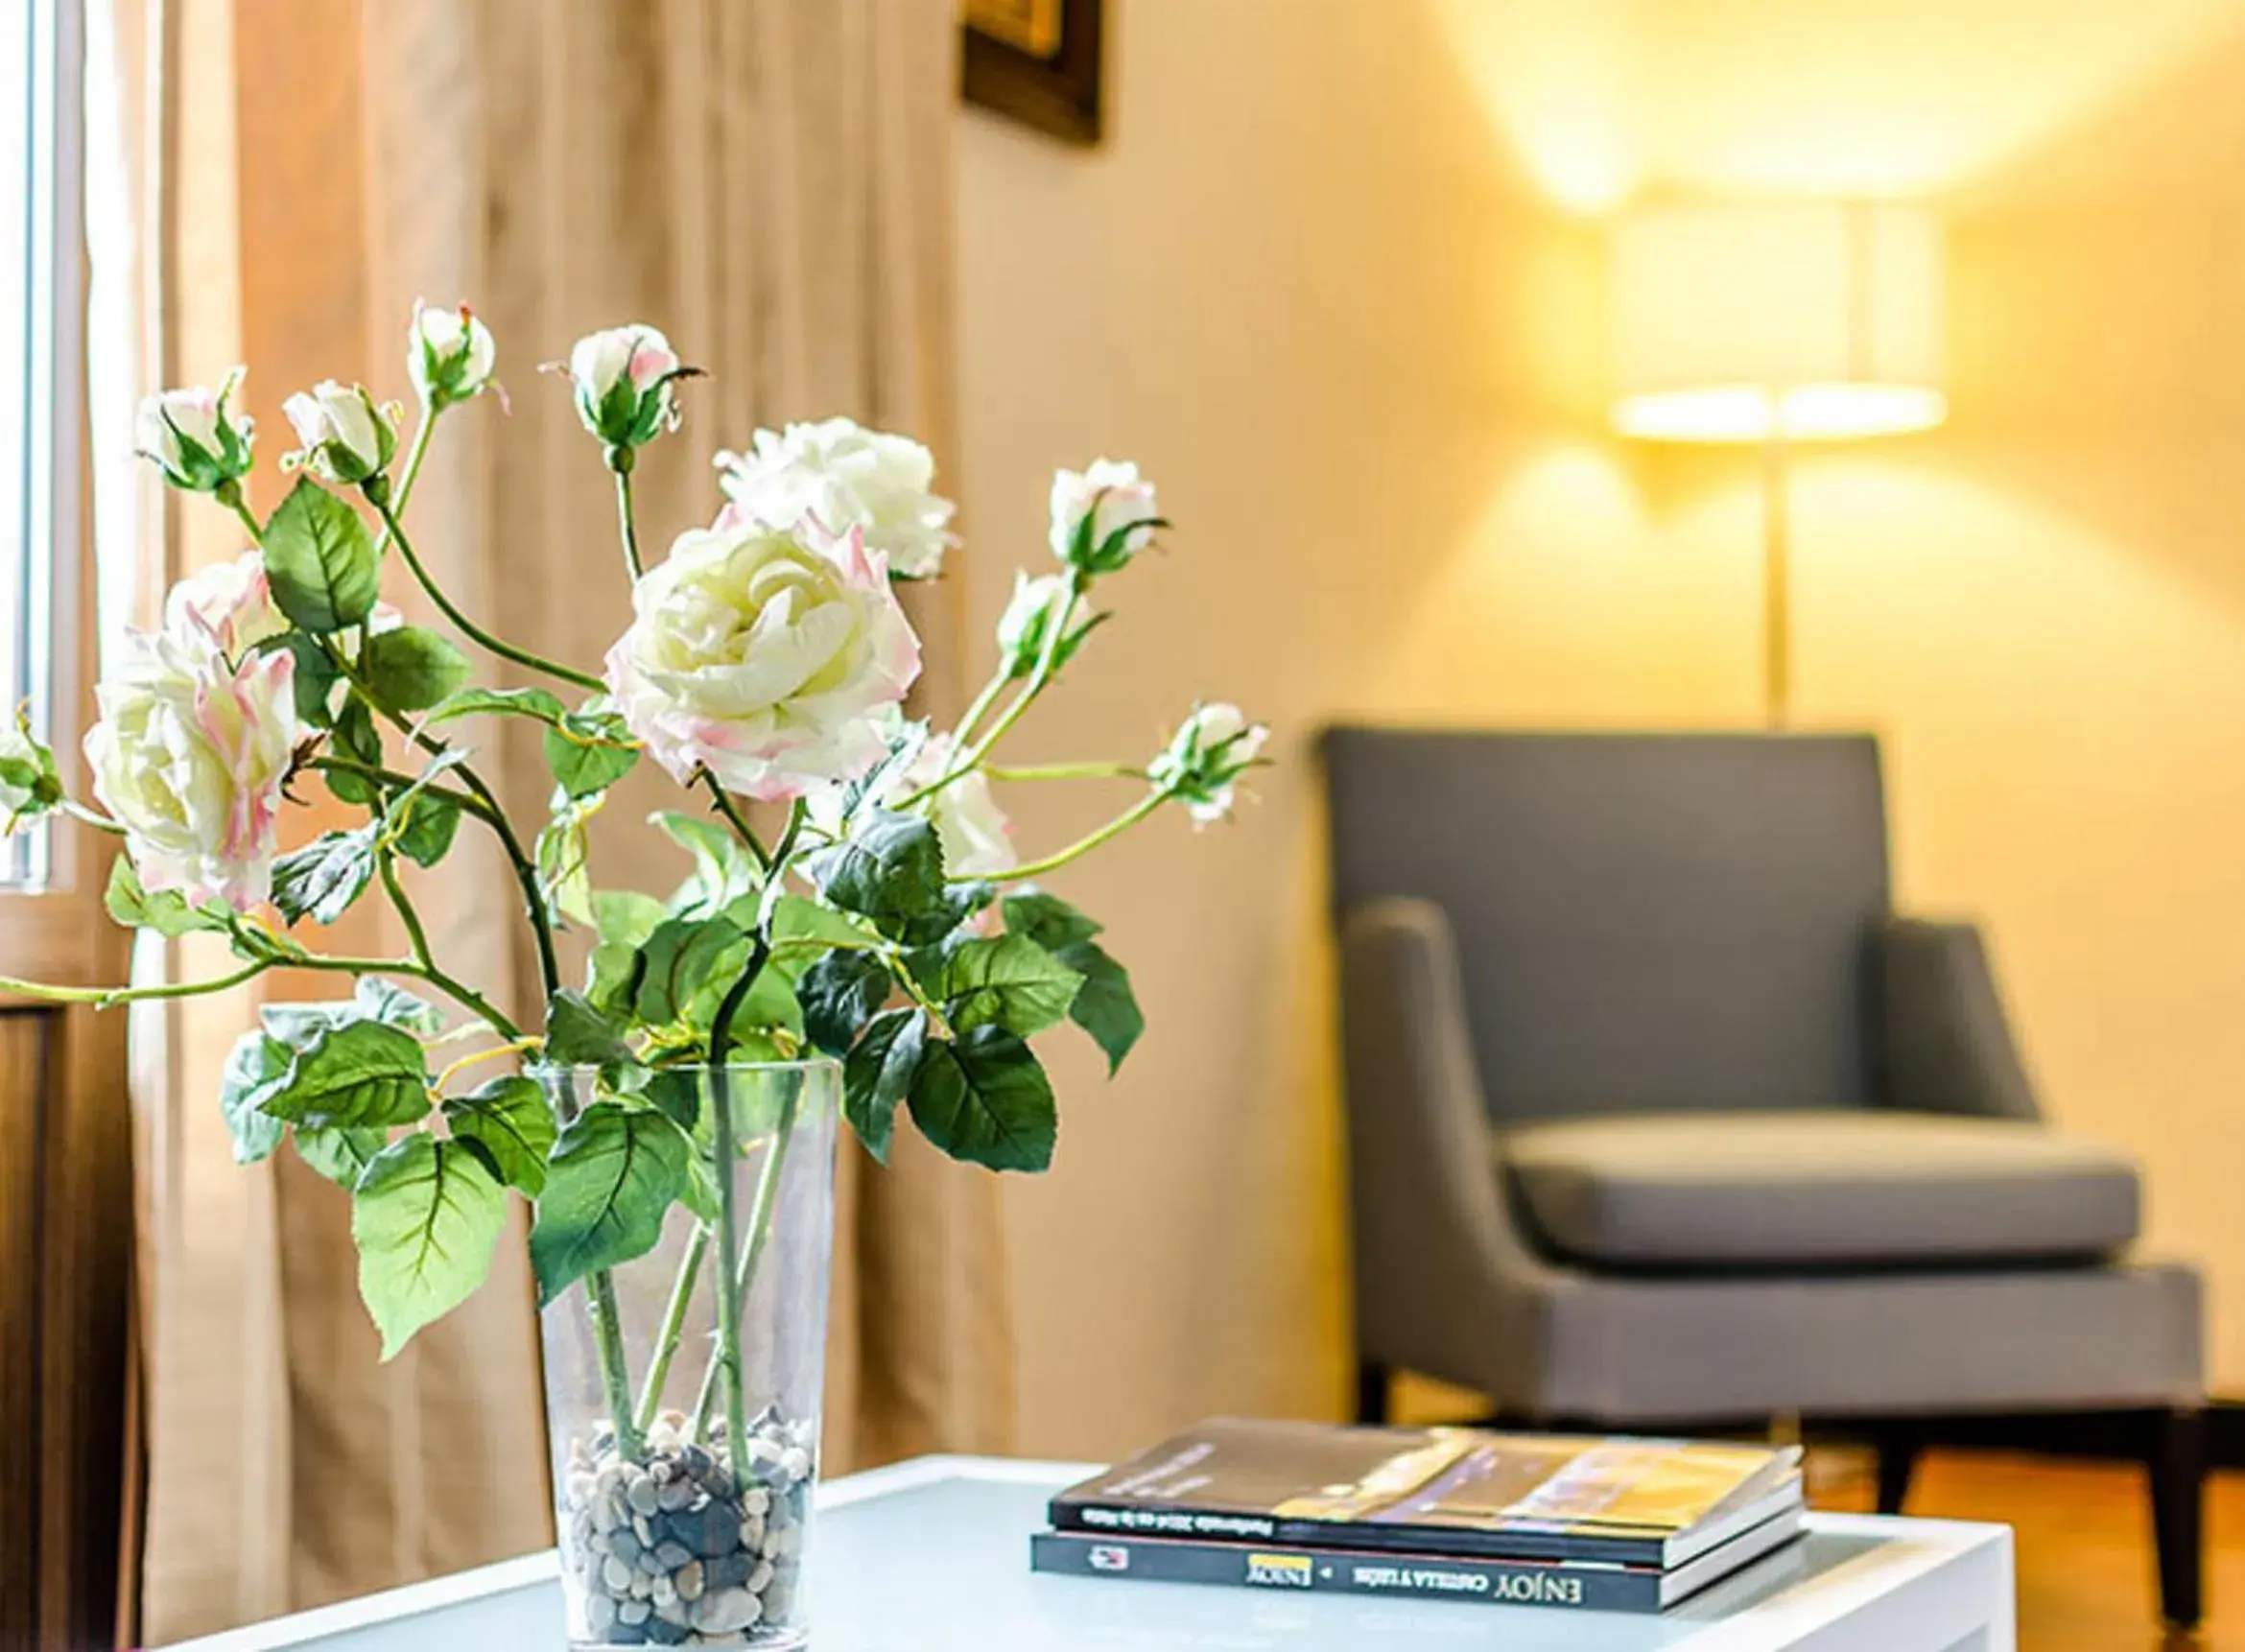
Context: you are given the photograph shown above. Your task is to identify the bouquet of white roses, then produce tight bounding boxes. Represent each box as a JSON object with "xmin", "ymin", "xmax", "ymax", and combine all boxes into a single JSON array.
[{"xmin": 3, "ymin": 305, "xmax": 1264, "ymax": 1479}]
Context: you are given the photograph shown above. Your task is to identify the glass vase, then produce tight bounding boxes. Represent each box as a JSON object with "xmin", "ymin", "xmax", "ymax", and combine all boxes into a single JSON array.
[{"xmin": 536, "ymin": 1060, "xmax": 840, "ymax": 1650}]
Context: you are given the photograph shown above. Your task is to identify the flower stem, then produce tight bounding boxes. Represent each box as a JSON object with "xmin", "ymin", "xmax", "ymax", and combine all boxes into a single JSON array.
[
  {"xmin": 698, "ymin": 771, "xmax": 770, "ymax": 876},
  {"xmin": 329, "ymin": 645, "xmax": 562, "ymax": 1001},
  {"xmin": 258, "ymin": 943, "xmax": 523, "ymax": 1042},
  {"xmin": 60, "ymin": 799, "xmax": 127, "ymax": 836},
  {"xmin": 385, "ymin": 410, "xmax": 437, "ymax": 529},
  {"xmin": 586, "ymin": 1269, "xmax": 648, "ymax": 1463},
  {"xmin": 690, "ymin": 1074, "xmax": 800, "ymax": 1442},
  {"xmin": 0, "ymin": 958, "xmax": 267, "ymax": 1008},
  {"xmin": 901, "ymin": 571, "xmax": 1087, "ymax": 810},
  {"xmin": 216, "ymin": 478, "xmax": 262, "ymax": 545},
  {"xmin": 310, "ymin": 757, "xmax": 496, "ymax": 825},
  {"xmin": 372, "ymin": 498, "xmax": 603, "ymax": 692},
  {"xmin": 948, "ymin": 669, "xmax": 1012, "ymax": 751},
  {"xmin": 377, "ymin": 851, "xmax": 436, "ymax": 974},
  {"xmin": 697, "ymin": 935, "xmax": 773, "ymax": 1455},
  {"xmin": 985, "ymin": 761, "xmax": 1145, "ymax": 783},
  {"xmin": 998, "ymin": 789, "xmax": 1169, "ymax": 881},
  {"xmin": 614, "ymin": 466, "xmax": 644, "ymax": 582},
  {"xmin": 634, "ymin": 1223, "xmax": 709, "ymax": 1434}
]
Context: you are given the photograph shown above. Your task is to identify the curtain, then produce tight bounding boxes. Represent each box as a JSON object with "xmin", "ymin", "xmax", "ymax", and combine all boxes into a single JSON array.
[{"xmin": 121, "ymin": 2, "xmax": 1014, "ymax": 1640}]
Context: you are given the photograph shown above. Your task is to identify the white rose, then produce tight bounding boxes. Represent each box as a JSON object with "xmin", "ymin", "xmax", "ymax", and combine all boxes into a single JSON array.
[
  {"xmin": 569, "ymin": 323, "xmax": 685, "ymax": 449},
  {"xmin": 135, "ymin": 370, "xmax": 254, "ymax": 492},
  {"xmin": 284, "ymin": 380, "xmax": 397, "ymax": 485},
  {"xmin": 163, "ymin": 550, "xmax": 289, "ymax": 657},
  {"xmin": 84, "ymin": 627, "xmax": 298, "ymax": 906},
  {"xmin": 409, "ymin": 299, "xmax": 497, "ymax": 408},
  {"xmin": 1050, "ymin": 458, "xmax": 1162, "ymax": 572},
  {"xmin": 811, "ymin": 731, "xmax": 1015, "ymax": 878},
  {"xmin": 605, "ymin": 516, "xmax": 922, "ymax": 802},
  {"xmin": 995, "ymin": 570, "xmax": 1099, "ymax": 679},
  {"xmin": 1149, "ymin": 701, "xmax": 1268, "ymax": 827},
  {"xmin": 716, "ymin": 417, "xmax": 957, "ymax": 579}
]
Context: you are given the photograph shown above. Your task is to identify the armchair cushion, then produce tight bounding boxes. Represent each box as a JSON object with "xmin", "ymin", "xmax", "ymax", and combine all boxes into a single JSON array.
[{"xmin": 1500, "ymin": 1110, "xmax": 2139, "ymax": 1270}]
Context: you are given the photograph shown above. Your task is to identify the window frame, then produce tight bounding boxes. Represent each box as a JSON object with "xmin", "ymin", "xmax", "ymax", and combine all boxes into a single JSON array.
[{"xmin": 0, "ymin": 0, "xmax": 102, "ymax": 988}]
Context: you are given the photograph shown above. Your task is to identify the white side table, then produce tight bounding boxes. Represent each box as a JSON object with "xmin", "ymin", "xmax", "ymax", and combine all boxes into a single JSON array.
[{"xmin": 171, "ymin": 1454, "xmax": 2016, "ymax": 1652}]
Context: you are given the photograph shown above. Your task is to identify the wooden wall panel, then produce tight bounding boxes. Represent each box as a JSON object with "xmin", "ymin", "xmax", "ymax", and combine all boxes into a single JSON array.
[
  {"xmin": 0, "ymin": 1008, "xmax": 59, "ymax": 1646},
  {"xmin": 0, "ymin": 996, "xmax": 132, "ymax": 1651},
  {"xmin": 38, "ymin": 1003, "xmax": 132, "ymax": 1648}
]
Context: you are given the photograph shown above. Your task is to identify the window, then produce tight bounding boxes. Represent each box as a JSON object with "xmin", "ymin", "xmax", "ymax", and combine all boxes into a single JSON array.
[{"xmin": 0, "ymin": 0, "xmax": 81, "ymax": 890}]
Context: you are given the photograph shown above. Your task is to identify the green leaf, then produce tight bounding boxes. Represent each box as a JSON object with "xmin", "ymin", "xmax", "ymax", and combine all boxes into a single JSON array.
[
  {"xmin": 352, "ymin": 1134, "xmax": 507, "ymax": 1359},
  {"xmin": 271, "ymin": 827, "xmax": 378, "ymax": 925},
  {"xmin": 536, "ymin": 796, "xmax": 598, "ymax": 929},
  {"xmin": 1098, "ymin": 515, "xmax": 1166, "ymax": 571},
  {"xmin": 593, "ymin": 889, "xmax": 665, "ymax": 950},
  {"xmin": 260, "ymin": 1000, "xmax": 363, "ymax": 1048},
  {"xmin": 630, "ymin": 914, "xmax": 746, "ymax": 1026},
  {"xmin": 387, "ymin": 790, "xmax": 456, "ymax": 867},
  {"xmin": 586, "ymin": 892, "xmax": 665, "ymax": 1012},
  {"xmin": 546, "ymin": 705, "xmax": 638, "ymax": 799},
  {"xmin": 362, "ymin": 625, "xmax": 471, "ymax": 713},
  {"xmin": 906, "ymin": 1026, "xmax": 1057, "ymax": 1172},
  {"xmin": 544, "ymin": 989, "xmax": 637, "ymax": 1072},
  {"xmin": 323, "ymin": 697, "xmax": 385, "ymax": 804},
  {"xmin": 836, "ymin": 720, "xmax": 929, "ymax": 821},
  {"xmin": 218, "ymin": 1028, "xmax": 293, "ymax": 1165},
  {"xmin": 355, "ymin": 976, "xmax": 443, "ymax": 1033},
  {"xmin": 799, "ymin": 952, "xmax": 892, "ymax": 1056},
  {"xmin": 585, "ymin": 940, "xmax": 638, "ymax": 1018},
  {"xmin": 843, "ymin": 1007, "xmax": 925, "ymax": 1163},
  {"xmin": 678, "ymin": 940, "xmax": 802, "ymax": 1049},
  {"xmin": 443, "ymin": 1075, "xmax": 557, "ymax": 1196},
  {"xmin": 1000, "ymin": 888, "xmax": 1142, "ymax": 1072},
  {"xmin": 105, "ymin": 857, "xmax": 230, "ymax": 938},
  {"xmin": 641, "ymin": 1068, "xmax": 704, "ymax": 1132},
  {"xmin": 259, "ymin": 1020, "xmax": 432, "ymax": 1129},
  {"xmin": 1002, "ymin": 887, "xmax": 1103, "ymax": 952},
  {"xmin": 936, "ymin": 935, "xmax": 1083, "ymax": 1038},
  {"xmin": 265, "ymin": 478, "xmax": 379, "ymax": 632},
  {"xmin": 653, "ymin": 811, "xmax": 760, "ymax": 918},
  {"xmin": 1057, "ymin": 939, "xmax": 1144, "ymax": 1073},
  {"xmin": 804, "ymin": 808, "xmax": 952, "ymax": 944},
  {"xmin": 528, "ymin": 1102, "xmax": 692, "ymax": 1306},
  {"xmin": 427, "ymin": 685, "xmax": 568, "ymax": 727},
  {"xmin": 274, "ymin": 633, "xmax": 342, "ymax": 727},
  {"xmin": 769, "ymin": 893, "xmax": 881, "ymax": 956},
  {"xmin": 375, "ymin": 750, "xmax": 467, "ymax": 866},
  {"xmin": 294, "ymin": 1125, "xmax": 387, "ymax": 1188}
]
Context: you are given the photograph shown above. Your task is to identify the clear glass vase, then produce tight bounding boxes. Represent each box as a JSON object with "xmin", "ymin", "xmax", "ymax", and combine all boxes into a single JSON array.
[{"xmin": 536, "ymin": 1060, "xmax": 840, "ymax": 1650}]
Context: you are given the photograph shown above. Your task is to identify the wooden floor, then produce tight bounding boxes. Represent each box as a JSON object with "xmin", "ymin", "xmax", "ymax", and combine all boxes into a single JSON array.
[{"xmin": 1816, "ymin": 1448, "xmax": 2239, "ymax": 1649}]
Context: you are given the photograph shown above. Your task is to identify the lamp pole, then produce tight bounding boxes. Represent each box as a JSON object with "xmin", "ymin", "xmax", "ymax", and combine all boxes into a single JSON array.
[{"xmin": 1761, "ymin": 421, "xmax": 1791, "ymax": 729}]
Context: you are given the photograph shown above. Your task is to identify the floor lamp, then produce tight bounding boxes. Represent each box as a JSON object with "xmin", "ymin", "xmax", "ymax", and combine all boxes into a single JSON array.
[{"xmin": 1608, "ymin": 202, "xmax": 1948, "ymax": 727}]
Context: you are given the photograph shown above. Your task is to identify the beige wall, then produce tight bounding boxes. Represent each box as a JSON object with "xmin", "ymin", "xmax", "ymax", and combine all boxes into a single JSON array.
[{"xmin": 954, "ymin": 0, "xmax": 2245, "ymax": 1458}]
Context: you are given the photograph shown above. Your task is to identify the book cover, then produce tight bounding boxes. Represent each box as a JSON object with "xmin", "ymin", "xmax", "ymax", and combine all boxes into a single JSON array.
[{"xmin": 1049, "ymin": 1418, "xmax": 1801, "ymax": 1568}]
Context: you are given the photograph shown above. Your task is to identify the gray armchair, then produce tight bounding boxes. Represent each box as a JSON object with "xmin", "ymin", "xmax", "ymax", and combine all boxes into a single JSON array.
[{"xmin": 1322, "ymin": 729, "xmax": 2206, "ymax": 1626}]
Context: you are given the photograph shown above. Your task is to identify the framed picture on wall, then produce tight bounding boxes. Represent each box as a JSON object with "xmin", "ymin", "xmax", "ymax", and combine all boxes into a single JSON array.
[{"xmin": 962, "ymin": 0, "xmax": 1103, "ymax": 145}]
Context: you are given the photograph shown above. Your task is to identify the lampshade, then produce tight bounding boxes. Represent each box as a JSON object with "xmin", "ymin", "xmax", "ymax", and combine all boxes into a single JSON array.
[{"xmin": 1609, "ymin": 202, "xmax": 1946, "ymax": 442}]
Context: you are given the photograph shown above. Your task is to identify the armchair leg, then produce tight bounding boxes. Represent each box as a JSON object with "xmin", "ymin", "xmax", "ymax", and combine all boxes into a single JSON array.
[
  {"xmin": 1872, "ymin": 1424, "xmax": 1922, "ymax": 1516},
  {"xmin": 2149, "ymin": 1406, "xmax": 2206, "ymax": 1630},
  {"xmin": 1355, "ymin": 1359, "xmax": 1392, "ymax": 1425}
]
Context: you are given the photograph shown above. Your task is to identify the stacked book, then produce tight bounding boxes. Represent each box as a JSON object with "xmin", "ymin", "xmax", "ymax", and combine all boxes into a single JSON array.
[{"xmin": 1030, "ymin": 1418, "xmax": 1806, "ymax": 1615}]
